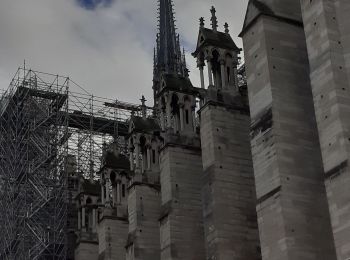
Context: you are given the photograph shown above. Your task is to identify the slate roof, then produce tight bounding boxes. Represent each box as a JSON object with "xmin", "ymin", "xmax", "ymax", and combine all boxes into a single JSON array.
[
  {"xmin": 239, "ymin": 0, "xmax": 303, "ymax": 37},
  {"xmin": 241, "ymin": 0, "xmax": 274, "ymax": 35},
  {"xmin": 193, "ymin": 28, "xmax": 240, "ymax": 55},
  {"xmin": 130, "ymin": 116, "xmax": 160, "ymax": 133},
  {"xmin": 81, "ymin": 179, "xmax": 100, "ymax": 196},
  {"xmin": 103, "ymin": 151, "xmax": 130, "ymax": 170},
  {"xmin": 163, "ymin": 73, "xmax": 193, "ymax": 90}
]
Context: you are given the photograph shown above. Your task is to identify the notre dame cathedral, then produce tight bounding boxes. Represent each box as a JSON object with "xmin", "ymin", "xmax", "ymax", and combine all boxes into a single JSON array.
[{"xmin": 71, "ymin": 0, "xmax": 350, "ymax": 260}]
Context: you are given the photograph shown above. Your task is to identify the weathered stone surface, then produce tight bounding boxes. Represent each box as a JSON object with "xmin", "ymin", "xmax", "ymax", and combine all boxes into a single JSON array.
[
  {"xmin": 300, "ymin": 0, "xmax": 350, "ymax": 258},
  {"xmin": 242, "ymin": 2, "xmax": 337, "ymax": 259},
  {"xmin": 75, "ymin": 241, "xmax": 99, "ymax": 260},
  {"xmin": 98, "ymin": 214, "xmax": 128, "ymax": 260},
  {"xmin": 200, "ymin": 102, "xmax": 261, "ymax": 260},
  {"xmin": 126, "ymin": 184, "xmax": 161, "ymax": 260},
  {"xmin": 159, "ymin": 141, "xmax": 206, "ymax": 260}
]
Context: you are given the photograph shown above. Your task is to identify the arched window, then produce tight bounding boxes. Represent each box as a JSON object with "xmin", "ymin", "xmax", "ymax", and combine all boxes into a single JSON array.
[{"xmin": 110, "ymin": 171, "xmax": 116, "ymax": 183}]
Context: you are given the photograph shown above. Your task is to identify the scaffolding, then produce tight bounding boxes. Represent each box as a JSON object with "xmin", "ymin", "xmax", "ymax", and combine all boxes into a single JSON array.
[{"xmin": 0, "ymin": 68, "xmax": 150, "ymax": 260}]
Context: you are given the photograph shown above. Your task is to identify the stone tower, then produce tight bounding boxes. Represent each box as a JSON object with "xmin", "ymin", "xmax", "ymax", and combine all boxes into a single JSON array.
[
  {"xmin": 240, "ymin": 1, "xmax": 337, "ymax": 259},
  {"xmin": 126, "ymin": 100, "xmax": 162, "ymax": 260},
  {"xmin": 75, "ymin": 179, "xmax": 100, "ymax": 260},
  {"xmin": 193, "ymin": 7, "xmax": 261, "ymax": 260},
  {"xmin": 154, "ymin": 1, "xmax": 206, "ymax": 259},
  {"xmin": 98, "ymin": 142, "xmax": 130, "ymax": 260}
]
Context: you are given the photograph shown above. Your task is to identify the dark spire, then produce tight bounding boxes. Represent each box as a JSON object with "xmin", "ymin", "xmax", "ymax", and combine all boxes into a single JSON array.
[
  {"xmin": 210, "ymin": 6, "xmax": 218, "ymax": 32},
  {"xmin": 224, "ymin": 22, "xmax": 229, "ymax": 34},
  {"xmin": 154, "ymin": 0, "xmax": 188, "ymax": 81},
  {"xmin": 199, "ymin": 17, "xmax": 205, "ymax": 28}
]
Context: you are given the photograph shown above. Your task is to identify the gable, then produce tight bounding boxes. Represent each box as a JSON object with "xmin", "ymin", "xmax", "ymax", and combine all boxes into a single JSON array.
[{"xmin": 240, "ymin": 0, "xmax": 303, "ymax": 36}]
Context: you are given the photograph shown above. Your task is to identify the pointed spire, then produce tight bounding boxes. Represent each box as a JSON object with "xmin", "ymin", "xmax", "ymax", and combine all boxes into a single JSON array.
[
  {"xmin": 210, "ymin": 6, "xmax": 218, "ymax": 32},
  {"xmin": 154, "ymin": 0, "xmax": 188, "ymax": 81},
  {"xmin": 224, "ymin": 22, "xmax": 229, "ymax": 34}
]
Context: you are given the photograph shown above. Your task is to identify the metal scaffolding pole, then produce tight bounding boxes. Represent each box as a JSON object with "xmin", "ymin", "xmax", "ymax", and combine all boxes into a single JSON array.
[{"xmin": 0, "ymin": 67, "xmax": 155, "ymax": 259}]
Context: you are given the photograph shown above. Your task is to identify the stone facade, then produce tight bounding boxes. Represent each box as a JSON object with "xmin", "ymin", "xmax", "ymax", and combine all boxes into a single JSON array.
[
  {"xmin": 159, "ymin": 140, "xmax": 206, "ymax": 260},
  {"xmin": 300, "ymin": 0, "xmax": 350, "ymax": 258},
  {"xmin": 126, "ymin": 184, "xmax": 161, "ymax": 260},
  {"xmin": 68, "ymin": 1, "xmax": 350, "ymax": 260},
  {"xmin": 199, "ymin": 101, "xmax": 260, "ymax": 260}
]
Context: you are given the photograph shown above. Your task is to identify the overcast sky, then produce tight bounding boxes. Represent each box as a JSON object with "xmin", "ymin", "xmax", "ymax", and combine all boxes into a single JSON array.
[{"xmin": 0, "ymin": 0, "xmax": 248, "ymax": 104}]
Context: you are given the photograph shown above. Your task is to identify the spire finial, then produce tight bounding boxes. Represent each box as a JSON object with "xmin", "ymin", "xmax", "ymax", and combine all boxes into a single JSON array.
[
  {"xmin": 199, "ymin": 17, "xmax": 205, "ymax": 28},
  {"xmin": 224, "ymin": 22, "xmax": 229, "ymax": 34},
  {"xmin": 210, "ymin": 6, "xmax": 218, "ymax": 32},
  {"xmin": 140, "ymin": 95, "xmax": 147, "ymax": 119}
]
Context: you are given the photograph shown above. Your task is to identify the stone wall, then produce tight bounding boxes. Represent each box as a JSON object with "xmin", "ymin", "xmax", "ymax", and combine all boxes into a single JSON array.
[
  {"xmin": 75, "ymin": 241, "xmax": 98, "ymax": 260},
  {"xmin": 159, "ymin": 141, "xmax": 206, "ymax": 260},
  {"xmin": 127, "ymin": 184, "xmax": 161, "ymax": 260},
  {"xmin": 300, "ymin": 0, "xmax": 350, "ymax": 258},
  {"xmin": 242, "ymin": 5, "xmax": 337, "ymax": 259},
  {"xmin": 98, "ymin": 215, "xmax": 128, "ymax": 260},
  {"xmin": 200, "ymin": 102, "xmax": 260, "ymax": 260}
]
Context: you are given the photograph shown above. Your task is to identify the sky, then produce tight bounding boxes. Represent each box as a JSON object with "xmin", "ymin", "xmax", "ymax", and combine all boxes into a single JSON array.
[{"xmin": 0, "ymin": 0, "xmax": 248, "ymax": 105}]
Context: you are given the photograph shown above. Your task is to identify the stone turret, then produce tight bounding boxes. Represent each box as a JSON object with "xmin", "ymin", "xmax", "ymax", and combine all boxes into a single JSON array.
[
  {"xmin": 240, "ymin": 1, "xmax": 337, "ymax": 259},
  {"xmin": 193, "ymin": 7, "xmax": 261, "ymax": 260},
  {"xmin": 126, "ymin": 100, "xmax": 162, "ymax": 260},
  {"xmin": 75, "ymin": 178, "xmax": 100, "ymax": 260},
  {"xmin": 98, "ymin": 141, "xmax": 131, "ymax": 260}
]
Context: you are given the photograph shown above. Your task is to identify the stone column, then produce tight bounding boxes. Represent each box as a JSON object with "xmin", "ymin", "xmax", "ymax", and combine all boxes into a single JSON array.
[
  {"xmin": 199, "ymin": 65, "xmax": 205, "ymax": 89},
  {"xmin": 117, "ymin": 182, "xmax": 121, "ymax": 204},
  {"xmin": 135, "ymin": 142, "xmax": 140, "ymax": 170},
  {"xmin": 82, "ymin": 207, "xmax": 86, "ymax": 231},
  {"xmin": 112, "ymin": 185, "xmax": 116, "ymax": 207},
  {"xmin": 166, "ymin": 100, "xmax": 172, "ymax": 128},
  {"xmin": 147, "ymin": 147, "xmax": 152, "ymax": 170},
  {"xmin": 160, "ymin": 110, "xmax": 165, "ymax": 131},
  {"xmin": 220, "ymin": 59, "xmax": 226, "ymax": 89},
  {"xmin": 78, "ymin": 209, "xmax": 81, "ymax": 230},
  {"xmin": 129, "ymin": 147, "xmax": 134, "ymax": 171},
  {"xmin": 192, "ymin": 108, "xmax": 196, "ymax": 132},
  {"xmin": 233, "ymin": 66, "xmax": 238, "ymax": 91},
  {"xmin": 105, "ymin": 180, "xmax": 110, "ymax": 206},
  {"xmin": 141, "ymin": 151, "xmax": 146, "ymax": 173},
  {"xmin": 101, "ymin": 183, "xmax": 105, "ymax": 205},
  {"xmin": 92, "ymin": 208, "xmax": 96, "ymax": 232},
  {"xmin": 206, "ymin": 59, "xmax": 213, "ymax": 86},
  {"xmin": 179, "ymin": 104, "xmax": 184, "ymax": 131}
]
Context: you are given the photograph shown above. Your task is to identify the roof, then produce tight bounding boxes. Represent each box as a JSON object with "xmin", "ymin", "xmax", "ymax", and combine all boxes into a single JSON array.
[
  {"xmin": 240, "ymin": 0, "xmax": 303, "ymax": 36},
  {"xmin": 193, "ymin": 28, "xmax": 240, "ymax": 56},
  {"xmin": 81, "ymin": 179, "xmax": 100, "ymax": 196},
  {"xmin": 103, "ymin": 151, "xmax": 130, "ymax": 170},
  {"xmin": 130, "ymin": 116, "xmax": 160, "ymax": 133},
  {"xmin": 160, "ymin": 73, "xmax": 195, "ymax": 93}
]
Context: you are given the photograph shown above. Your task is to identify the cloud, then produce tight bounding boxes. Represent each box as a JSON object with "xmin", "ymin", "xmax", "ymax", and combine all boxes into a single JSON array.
[
  {"xmin": 0, "ymin": 0, "xmax": 248, "ymax": 105},
  {"xmin": 77, "ymin": 0, "xmax": 115, "ymax": 10}
]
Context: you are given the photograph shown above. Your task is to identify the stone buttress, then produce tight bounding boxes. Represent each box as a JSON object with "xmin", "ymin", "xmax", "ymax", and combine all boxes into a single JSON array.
[
  {"xmin": 240, "ymin": 1, "xmax": 337, "ymax": 259},
  {"xmin": 193, "ymin": 7, "xmax": 261, "ymax": 260},
  {"xmin": 300, "ymin": 0, "xmax": 350, "ymax": 258}
]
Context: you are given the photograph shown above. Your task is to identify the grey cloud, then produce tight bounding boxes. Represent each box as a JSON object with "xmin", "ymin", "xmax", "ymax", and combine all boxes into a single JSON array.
[{"xmin": 0, "ymin": 0, "xmax": 248, "ymax": 104}]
